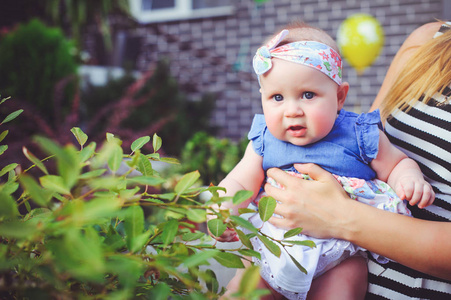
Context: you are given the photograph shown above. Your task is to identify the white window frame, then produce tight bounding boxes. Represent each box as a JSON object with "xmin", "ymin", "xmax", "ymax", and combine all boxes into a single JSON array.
[{"xmin": 129, "ymin": 0, "xmax": 234, "ymax": 24}]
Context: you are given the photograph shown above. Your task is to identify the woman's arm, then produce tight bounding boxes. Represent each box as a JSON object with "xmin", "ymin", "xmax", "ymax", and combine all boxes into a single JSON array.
[{"xmin": 266, "ymin": 164, "xmax": 451, "ymax": 280}]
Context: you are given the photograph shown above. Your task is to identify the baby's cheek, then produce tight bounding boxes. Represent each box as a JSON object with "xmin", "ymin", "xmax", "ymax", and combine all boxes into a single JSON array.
[{"xmin": 311, "ymin": 111, "xmax": 335, "ymax": 138}]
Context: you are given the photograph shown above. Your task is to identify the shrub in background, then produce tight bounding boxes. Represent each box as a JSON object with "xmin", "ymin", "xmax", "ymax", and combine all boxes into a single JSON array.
[
  {"xmin": 177, "ymin": 132, "xmax": 248, "ymax": 186},
  {"xmin": 0, "ymin": 19, "xmax": 78, "ymax": 120}
]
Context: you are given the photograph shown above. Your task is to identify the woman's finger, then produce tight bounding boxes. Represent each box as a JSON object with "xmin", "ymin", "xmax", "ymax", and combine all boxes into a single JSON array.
[
  {"xmin": 266, "ymin": 167, "xmax": 299, "ymax": 187},
  {"xmin": 293, "ymin": 163, "xmax": 334, "ymax": 182}
]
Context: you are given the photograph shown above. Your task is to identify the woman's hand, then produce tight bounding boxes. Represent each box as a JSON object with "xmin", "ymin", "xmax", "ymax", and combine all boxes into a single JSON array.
[{"xmin": 265, "ymin": 163, "xmax": 353, "ymax": 239}]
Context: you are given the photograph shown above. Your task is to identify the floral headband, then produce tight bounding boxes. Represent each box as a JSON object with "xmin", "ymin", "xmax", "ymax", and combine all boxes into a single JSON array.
[{"xmin": 252, "ymin": 29, "xmax": 342, "ymax": 85}]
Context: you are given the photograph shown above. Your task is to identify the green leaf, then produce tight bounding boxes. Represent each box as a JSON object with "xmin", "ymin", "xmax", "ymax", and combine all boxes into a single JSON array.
[
  {"xmin": 40, "ymin": 175, "xmax": 71, "ymax": 195},
  {"xmin": 183, "ymin": 249, "xmax": 218, "ymax": 268},
  {"xmin": 283, "ymin": 240, "xmax": 316, "ymax": 248},
  {"xmin": 238, "ymin": 208, "xmax": 257, "ymax": 214},
  {"xmin": 149, "ymin": 282, "xmax": 171, "ymax": 300},
  {"xmin": 127, "ymin": 176, "xmax": 165, "ymax": 186},
  {"xmin": 71, "ymin": 127, "xmax": 88, "ymax": 147},
  {"xmin": 81, "ymin": 197, "xmax": 122, "ymax": 221},
  {"xmin": 123, "ymin": 206, "xmax": 144, "ymax": 252},
  {"xmin": 0, "ymin": 163, "xmax": 17, "ymax": 177},
  {"xmin": 0, "ymin": 96, "xmax": 10, "ymax": 105},
  {"xmin": 0, "ymin": 191, "xmax": 19, "ymax": 218},
  {"xmin": 0, "ymin": 145, "xmax": 8, "ymax": 155},
  {"xmin": 287, "ymin": 252, "xmax": 308, "ymax": 274},
  {"xmin": 207, "ymin": 218, "xmax": 227, "ymax": 237},
  {"xmin": 147, "ymin": 152, "xmax": 160, "ymax": 160},
  {"xmin": 232, "ymin": 190, "xmax": 254, "ymax": 205},
  {"xmin": 236, "ymin": 229, "xmax": 253, "ymax": 249},
  {"xmin": 131, "ymin": 136, "xmax": 150, "ymax": 152},
  {"xmin": 147, "ymin": 192, "xmax": 175, "ymax": 201},
  {"xmin": 79, "ymin": 142, "xmax": 96, "ymax": 162},
  {"xmin": 47, "ymin": 229, "xmax": 106, "ymax": 282},
  {"xmin": 159, "ymin": 157, "xmax": 180, "ymax": 164},
  {"xmin": 22, "ymin": 147, "xmax": 48, "ymax": 175},
  {"xmin": 136, "ymin": 153, "xmax": 153, "ymax": 176},
  {"xmin": 88, "ymin": 176, "xmax": 125, "ymax": 191},
  {"xmin": 0, "ymin": 220, "xmax": 37, "ymax": 238},
  {"xmin": 78, "ymin": 169, "xmax": 107, "ymax": 179},
  {"xmin": 205, "ymin": 269, "xmax": 220, "ymax": 294},
  {"xmin": 161, "ymin": 219, "xmax": 179, "ymax": 247},
  {"xmin": 175, "ymin": 171, "xmax": 200, "ymax": 195},
  {"xmin": 239, "ymin": 265, "xmax": 261, "ymax": 295},
  {"xmin": 257, "ymin": 235, "xmax": 281, "ymax": 257},
  {"xmin": 106, "ymin": 255, "xmax": 143, "ymax": 290},
  {"xmin": 1, "ymin": 109, "xmax": 23, "ymax": 124},
  {"xmin": 152, "ymin": 133, "xmax": 162, "ymax": 152},
  {"xmin": 106, "ymin": 132, "xmax": 122, "ymax": 145},
  {"xmin": 0, "ymin": 181, "xmax": 19, "ymax": 195},
  {"xmin": 108, "ymin": 143, "xmax": 123, "ymax": 172},
  {"xmin": 238, "ymin": 249, "xmax": 261, "ymax": 260},
  {"xmin": 182, "ymin": 232, "xmax": 205, "ymax": 242},
  {"xmin": 283, "ymin": 227, "xmax": 303, "ymax": 239},
  {"xmin": 0, "ymin": 130, "xmax": 8, "ymax": 143},
  {"xmin": 213, "ymin": 252, "xmax": 245, "ymax": 268},
  {"xmin": 186, "ymin": 209, "xmax": 207, "ymax": 223},
  {"xmin": 34, "ymin": 137, "xmax": 80, "ymax": 190},
  {"xmin": 229, "ymin": 215, "xmax": 258, "ymax": 234},
  {"xmin": 20, "ymin": 175, "xmax": 53, "ymax": 206},
  {"xmin": 258, "ymin": 196, "xmax": 276, "ymax": 222}
]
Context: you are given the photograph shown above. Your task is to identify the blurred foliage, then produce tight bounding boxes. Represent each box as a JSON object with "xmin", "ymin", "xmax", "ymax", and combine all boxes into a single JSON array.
[
  {"xmin": 0, "ymin": 19, "xmax": 78, "ymax": 120},
  {"xmin": 44, "ymin": 0, "xmax": 131, "ymax": 52},
  {"xmin": 176, "ymin": 132, "xmax": 248, "ymax": 186},
  {"xmin": 82, "ymin": 59, "xmax": 217, "ymax": 157},
  {"xmin": 0, "ymin": 98, "xmax": 310, "ymax": 299},
  {"xmin": 0, "ymin": 20, "xmax": 216, "ymax": 167}
]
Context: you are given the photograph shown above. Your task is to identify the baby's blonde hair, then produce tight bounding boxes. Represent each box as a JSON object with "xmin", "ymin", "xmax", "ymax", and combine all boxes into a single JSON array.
[
  {"xmin": 381, "ymin": 23, "xmax": 451, "ymax": 121},
  {"xmin": 265, "ymin": 20, "xmax": 340, "ymax": 54}
]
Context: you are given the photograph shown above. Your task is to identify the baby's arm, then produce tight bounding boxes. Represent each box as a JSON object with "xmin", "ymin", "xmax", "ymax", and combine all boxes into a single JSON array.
[
  {"xmin": 208, "ymin": 142, "xmax": 265, "ymax": 241},
  {"xmin": 370, "ymin": 131, "xmax": 435, "ymax": 208}
]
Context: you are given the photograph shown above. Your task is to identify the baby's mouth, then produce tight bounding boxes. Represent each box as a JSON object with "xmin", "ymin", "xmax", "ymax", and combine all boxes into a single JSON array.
[{"xmin": 287, "ymin": 125, "xmax": 306, "ymax": 137}]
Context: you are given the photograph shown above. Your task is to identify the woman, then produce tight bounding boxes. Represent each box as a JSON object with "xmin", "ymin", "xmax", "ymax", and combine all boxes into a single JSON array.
[{"xmin": 265, "ymin": 21, "xmax": 451, "ymax": 299}]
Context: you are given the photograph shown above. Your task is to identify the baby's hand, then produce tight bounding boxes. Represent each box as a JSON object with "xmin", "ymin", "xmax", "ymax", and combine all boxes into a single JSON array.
[
  {"xmin": 394, "ymin": 175, "xmax": 435, "ymax": 208},
  {"xmin": 209, "ymin": 227, "xmax": 239, "ymax": 243}
]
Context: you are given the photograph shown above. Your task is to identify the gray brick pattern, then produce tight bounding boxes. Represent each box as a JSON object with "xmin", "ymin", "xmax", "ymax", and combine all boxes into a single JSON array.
[{"xmin": 127, "ymin": 0, "xmax": 446, "ymax": 140}]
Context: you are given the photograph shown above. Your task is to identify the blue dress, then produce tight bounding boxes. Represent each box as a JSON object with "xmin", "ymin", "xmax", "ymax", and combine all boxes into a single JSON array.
[{"xmin": 245, "ymin": 109, "xmax": 411, "ymax": 300}]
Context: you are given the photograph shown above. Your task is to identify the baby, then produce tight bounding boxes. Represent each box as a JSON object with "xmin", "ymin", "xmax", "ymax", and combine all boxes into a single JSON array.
[{"xmin": 210, "ymin": 22, "xmax": 434, "ymax": 299}]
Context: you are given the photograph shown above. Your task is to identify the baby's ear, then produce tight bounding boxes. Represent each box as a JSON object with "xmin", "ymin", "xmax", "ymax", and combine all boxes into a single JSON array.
[{"xmin": 337, "ymin": 82, "xmax": 349, "ymax": 110}]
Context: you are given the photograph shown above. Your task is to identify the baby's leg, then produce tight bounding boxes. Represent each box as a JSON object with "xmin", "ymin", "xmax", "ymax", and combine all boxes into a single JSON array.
[
  {"xmin": 307, "ymin": 255, "xmax": 368, "ymax": 300},
  {"xmin": 221, "ymin": 258, "xmax": 284, "ymax": 300}
]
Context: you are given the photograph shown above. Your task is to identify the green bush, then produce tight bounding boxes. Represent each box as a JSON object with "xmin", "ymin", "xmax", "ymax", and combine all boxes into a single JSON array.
[
  {"xmin": 177, "ymin": 132, "xmax": 248, "ymax": 186},
  {"xmin": 0, "ymin": 99, "xmax": 310, "ymax": 299},
  {"xmin": 0, "ymin": 19, "xmax": 78, "ymax": 119}
]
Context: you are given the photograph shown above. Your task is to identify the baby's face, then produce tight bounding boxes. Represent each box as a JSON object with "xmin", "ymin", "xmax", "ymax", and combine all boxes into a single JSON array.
[{"xmin": 260, "ymin": 59, "xmax": 345, "ymax": 146}]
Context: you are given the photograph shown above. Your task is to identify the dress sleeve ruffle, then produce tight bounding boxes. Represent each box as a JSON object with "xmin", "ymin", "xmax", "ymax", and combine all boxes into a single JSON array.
[
  {"xmin": 355, "ymin": 109, "xmax": 383, "ymax": 164},
  {"xmin": 247, "ymin": 114, "xmax": 266, "ymax": 156}
]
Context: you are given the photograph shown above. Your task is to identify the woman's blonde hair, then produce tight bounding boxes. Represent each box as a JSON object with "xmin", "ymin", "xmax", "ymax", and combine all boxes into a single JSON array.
[{"xmin": 381, "ymin": 23, "xmax": 451, "ymax": 121}]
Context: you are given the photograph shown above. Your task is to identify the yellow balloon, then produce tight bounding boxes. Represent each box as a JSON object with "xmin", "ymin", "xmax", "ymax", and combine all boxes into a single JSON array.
[{"xmin": 337, "ymin": 13, "xmax": 384, "ymax": 73}]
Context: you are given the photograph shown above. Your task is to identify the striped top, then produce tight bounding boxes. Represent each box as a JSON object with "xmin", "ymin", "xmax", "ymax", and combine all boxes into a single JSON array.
[{"xmin": 367, "ymin": 22, "xmax": 451, "ymax": 299}]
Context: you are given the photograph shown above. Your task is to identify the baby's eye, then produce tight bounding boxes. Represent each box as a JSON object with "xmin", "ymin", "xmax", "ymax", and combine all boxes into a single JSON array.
[
  {"xmin": 302, "ymin": 92, "xmax": 315, "ymax": 99},
  {"xmin": 273, "ymin": 94, "xmax": 284, "ymax": 102}
]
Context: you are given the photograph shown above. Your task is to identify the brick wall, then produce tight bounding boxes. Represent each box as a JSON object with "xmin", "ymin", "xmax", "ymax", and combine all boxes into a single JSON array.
[{"xmin": 128, "ymin": 0, "xmax": 447, "ymax": 141}]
